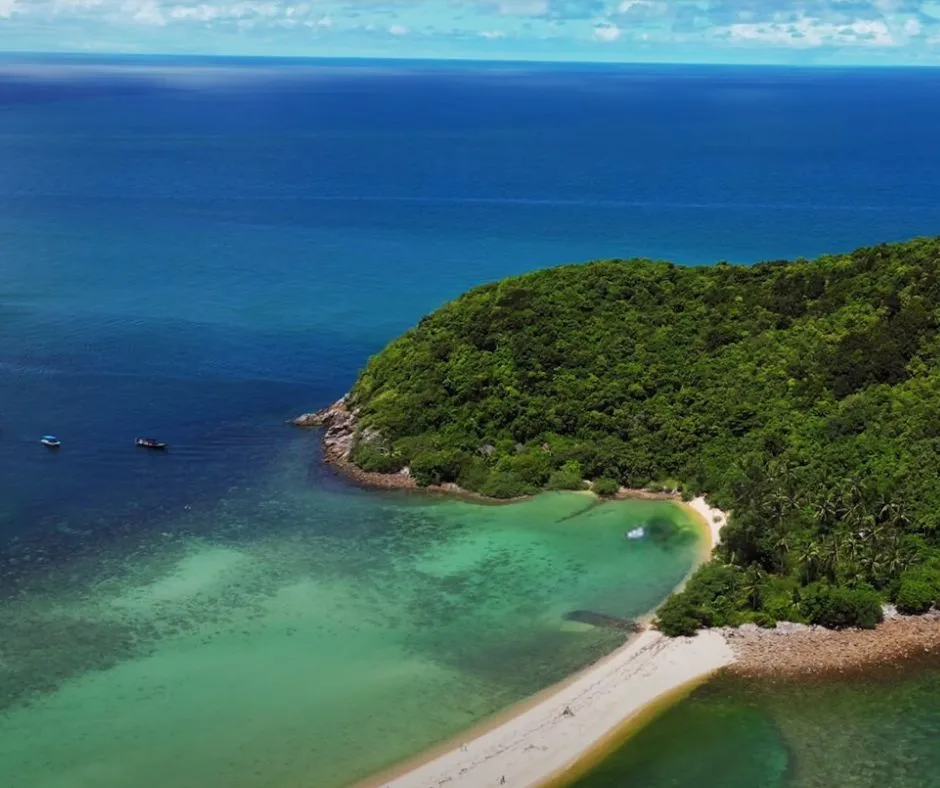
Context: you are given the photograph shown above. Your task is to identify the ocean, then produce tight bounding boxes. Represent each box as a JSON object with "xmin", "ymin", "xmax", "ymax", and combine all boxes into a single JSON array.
[{"xmin": 0, "ymin": 57, "xmax": 938, "ymax": 787}]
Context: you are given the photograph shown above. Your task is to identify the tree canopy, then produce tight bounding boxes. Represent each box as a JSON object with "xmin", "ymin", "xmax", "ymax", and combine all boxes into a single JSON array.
[{"xmin": 347, "ymin": 237, "xmax": 940, "ymax": 631}]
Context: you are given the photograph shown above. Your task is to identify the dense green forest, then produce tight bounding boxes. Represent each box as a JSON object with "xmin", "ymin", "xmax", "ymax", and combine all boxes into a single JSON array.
[{"xmin": 347, "ymin": 237, "xmax": 940, "ymax": 632}]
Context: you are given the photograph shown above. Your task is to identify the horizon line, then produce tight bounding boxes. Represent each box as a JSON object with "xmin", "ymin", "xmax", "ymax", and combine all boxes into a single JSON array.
[{"xmin": 1, "ymin": 51, "xmax": 939, "ymax": 70}]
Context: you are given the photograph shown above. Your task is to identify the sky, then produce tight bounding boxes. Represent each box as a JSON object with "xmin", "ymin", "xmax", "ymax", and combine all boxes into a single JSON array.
[{"xmin": 2, "ymin": 0, "xmax": 940, "ymax": 64}]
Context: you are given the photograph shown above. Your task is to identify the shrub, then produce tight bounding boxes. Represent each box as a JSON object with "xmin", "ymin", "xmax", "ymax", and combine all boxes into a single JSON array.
[
  {"xmin": 656, "ymin": 562, "xmax": 746, "ymax": 636},
  {"xmin": 502, "ymin": 449, "xmax": 552, "ymax": 488},
  {"xmin": 799, "ymin": 584, "xmax": 883, "ymax": 630},
  {"xmin": 752, "ymin": 611, "xmax": 777, "ymax": 628},
  {"xmin": 895, "ymin": 575, "xmax": 936, "ymax": 614},
  {"xmin": 410, "ymin": 449, "xmax": 468, "ymax": 486},
  {"xmin": 457, "ymin": 456, "xmax": 492, "ymax": 492},
  {"xmin": 655, "ymin": 594, "xmax": 704, "ymax": 637},
  {"xmin": 592, "ymin": 477, "xmax": 620, "ymax": 497},
  {"xmin": 760, "ymin": 577, "xmax": 802, "ymax": 623},
  {"xmin": 350, "ymin": 443, "xmax": 405, "ymax": 474},
  {"xmin": 546, "ymin": 461, "xmax": 586, "ymax": 491},
  {"xmin": 480, "ymin": 470, "xmax": 534, "ymax": 500}
]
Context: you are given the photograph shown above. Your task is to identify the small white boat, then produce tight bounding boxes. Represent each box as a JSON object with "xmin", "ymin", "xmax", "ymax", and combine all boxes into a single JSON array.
[
  {"xmin": 625, "ymin": 527, "xmax": 645, "ymax": 540},
  {"xmin": 41, "ymin": 435, "xmax": 61, "ymax": 448}
]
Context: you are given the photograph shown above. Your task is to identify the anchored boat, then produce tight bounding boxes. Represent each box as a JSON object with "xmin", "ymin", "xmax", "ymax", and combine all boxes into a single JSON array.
[
  {"xmin": 135, "ymin": 437, "xmax": 168, "ymax": 451},
  {"xmin": 40, "ymin": 435, "xmax": 61, "ymax": 448}
]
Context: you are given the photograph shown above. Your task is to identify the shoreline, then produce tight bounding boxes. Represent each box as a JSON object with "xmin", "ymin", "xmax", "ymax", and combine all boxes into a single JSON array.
[
  {"xmin": 293, "ymin": 399, "xmax": 726, "ymax": 514},
  {"xmin": 368, "ymin": 629, "xmax": 735, "ymax": 788},
  {"xmin": 294, "ymin": 399, "xmax": 735, "ymax": 787},
  {"xmin": 359, "ymin": 494, "xmax": 729, "ymax": 788},
  {"xmin": 297, "ymin": 399, "xmax": 940, "ymax": 784},
  {"xmin": 726, "ymin": 611, "xmax": 940, "ymax": 679}
]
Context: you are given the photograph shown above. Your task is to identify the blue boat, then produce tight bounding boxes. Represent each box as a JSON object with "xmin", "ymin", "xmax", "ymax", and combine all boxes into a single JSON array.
[{"xmin": 40, "ymin": 435, "xmax": 61, "ymax": 448}]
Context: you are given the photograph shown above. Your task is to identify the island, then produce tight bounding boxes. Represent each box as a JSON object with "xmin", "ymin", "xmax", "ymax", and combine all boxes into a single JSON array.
[{"xmin": 303, "ymin": 236, "xmax": 940, "ymax": 639}]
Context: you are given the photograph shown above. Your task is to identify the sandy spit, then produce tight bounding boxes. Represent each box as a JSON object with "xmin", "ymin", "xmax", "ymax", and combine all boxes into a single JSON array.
[
  {"xmin": 368, "ymin": 496, "xmax": 732, "ymax": 788},
  {"xmin": 372, "ymin": 630, "xmax": 734, "ymax": 788}
]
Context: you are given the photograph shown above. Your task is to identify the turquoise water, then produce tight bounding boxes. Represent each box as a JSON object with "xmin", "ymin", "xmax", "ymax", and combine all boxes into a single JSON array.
[
  {"xmin": 563, "ymin": 660, "xmax": 940, "ymax": 788},
  {"xmin": 0, "ymin": 439, "xmax": 701, "ymax": 787}
]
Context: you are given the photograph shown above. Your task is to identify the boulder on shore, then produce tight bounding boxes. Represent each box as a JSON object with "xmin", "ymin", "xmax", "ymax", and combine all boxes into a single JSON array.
[{"xmin": 291, "ymin": 397, "xmax": 357, "ymax": 462}]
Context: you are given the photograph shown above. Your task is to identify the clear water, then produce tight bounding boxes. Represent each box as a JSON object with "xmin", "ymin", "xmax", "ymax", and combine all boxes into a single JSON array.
[
  {"xmin": 0, "ymin": 470, "xmax": 700, "ymax": 787},
  {"xmin": 562, "ymin": 660, "xmax": 940, "ymax": 788},
  {"xmin": 2, "ymin": 58, "xmax": 940, "ymax": 787}
]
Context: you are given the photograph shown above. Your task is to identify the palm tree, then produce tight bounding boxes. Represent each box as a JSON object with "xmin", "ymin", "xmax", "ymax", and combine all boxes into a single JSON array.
[
  {"xmin": 798, "ymin": 541, "xmax": 822, "ymax": 584},
  {"xmin": 813, "ymin": 492, "xmax": 841, "ymax": 536},
  {"xmin": 741, "ymin": 563, "xmax": 766, "ymax": 611},
  {"xmin": 820, "ymin": 536, "xmax": 842, "ymax": 583}
]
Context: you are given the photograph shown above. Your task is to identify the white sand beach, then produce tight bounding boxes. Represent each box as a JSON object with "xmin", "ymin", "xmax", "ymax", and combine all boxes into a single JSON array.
[
  {"xmin": 687, "ymin": 495, "xmax": 727, "ymax": 553},
  {"xmin": 375, "ymin": 497, "xmax": 735, "ymax": 788}
]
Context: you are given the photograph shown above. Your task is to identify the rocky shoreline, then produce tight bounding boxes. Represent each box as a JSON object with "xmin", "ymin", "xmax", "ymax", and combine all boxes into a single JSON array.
[
  {"xmin": 291, "ymin": 398, "xmax": 527, "ymax": 502},
  {"xmin": 291, "ymin": 397, "xmax": 685, "ymax": 505},
  {"xmin": 724, "ymin": 609, "xmax": 940, "ymax": 678},
  {"xmin": 292, "ymin": 397, "xmax": 421, "ymax": 491}
]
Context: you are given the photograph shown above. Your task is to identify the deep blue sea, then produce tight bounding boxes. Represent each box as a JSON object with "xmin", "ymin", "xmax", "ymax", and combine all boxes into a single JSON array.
[
  {"xmin": 1, "ymin": 58, "xmax": 939, "ymax": 787},
  {"xmin": 2, "ymin": 59, "xmax": 940, "ymax": 552}
]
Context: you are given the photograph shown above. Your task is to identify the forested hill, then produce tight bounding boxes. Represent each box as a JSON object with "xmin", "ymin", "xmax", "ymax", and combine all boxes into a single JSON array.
[{"xmin": 348, "ymin": 237, "xmax": 940, "ymax": 631}]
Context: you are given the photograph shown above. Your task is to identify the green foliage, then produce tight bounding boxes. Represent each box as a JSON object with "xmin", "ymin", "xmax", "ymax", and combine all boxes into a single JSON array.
[
  {"xmin": 799, "ymin": 584, "xmax": 884, "ymax": 629},
  {"xmin": 349, "ymin": 442, "xmax": 405, "ymax": 474},
  {"xmin": 409, "ymin": 449, "xmax": 468, "ymax": 486},
  {"xmin": 498, "ymin": 448, "xmax": 552, "ymax": 488},
  {"xmin": 894, "ymin": 567, "xmax": 938, "ymax": 614},
  {"xmin": 760, "ymin": 576, "xmax": 803, "ymax": 623},
  {"xmin": 457, "ymin": 456, "xmax": 492, "ymax": 492},
  {"xmin": 655, "ymin": 594, "xmax": 703, "ymax": 637},
  {"xmin": 895, "ymin": 578, "xmax": 935, "ymax": 615},
  {"xmin": 348, "ymin": 237, "xmax": 940, "ymax": 630},
  {"xmin": 592, "ymin": 477, "xmax": 620, "ymax": 497},
  {"xmin": 478, "ymin": 470, "xmax": 535, "ymax": 500},
  {"xmin": 655, "ymin": 563, "xmax": 746, "ymax": 634},
  {"xmin": 546, "ymin": 461, "xmax": 586, "ymax": 491}
]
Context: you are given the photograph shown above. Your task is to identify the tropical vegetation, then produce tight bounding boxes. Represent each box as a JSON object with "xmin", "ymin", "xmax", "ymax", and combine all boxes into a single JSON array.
[{"xmin": 346, "ymin": 237, "xmax": 940, "ymax": 632}]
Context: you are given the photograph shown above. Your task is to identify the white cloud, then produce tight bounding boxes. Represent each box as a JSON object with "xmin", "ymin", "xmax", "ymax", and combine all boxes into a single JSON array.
[
  {"xmin": 122, "ymin": 0, "xmax": 165, "ymax": 26},
  {"xmin": 722, "ymin": 16, "xmax": 896, "ymax": 48},
  {"xmin": 593, "ymin": 22, "xmax": 621, "ymax": 41},
  {"xmin": 3, "ymin": 0, "xmax": 940, "ymax": 60},
  {"xmin": 168, "ymin": 4, "xmax": 223, "ymax": 22}
]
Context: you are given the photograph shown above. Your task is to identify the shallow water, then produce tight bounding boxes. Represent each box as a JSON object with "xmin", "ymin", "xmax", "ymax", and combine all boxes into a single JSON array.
[
  {"xmin": 0, "ymin": 443, "xmax": 701, "ymax": 787},
  {"xmin": 563, "ymin": 659, "xmax": 940, "ymax": 788}
]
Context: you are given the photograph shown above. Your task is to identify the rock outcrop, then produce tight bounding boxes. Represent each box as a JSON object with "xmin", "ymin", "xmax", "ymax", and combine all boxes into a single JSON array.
[{"xmin": 292, "ymin": 397, "xmax": 418, "ymax": 491}]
